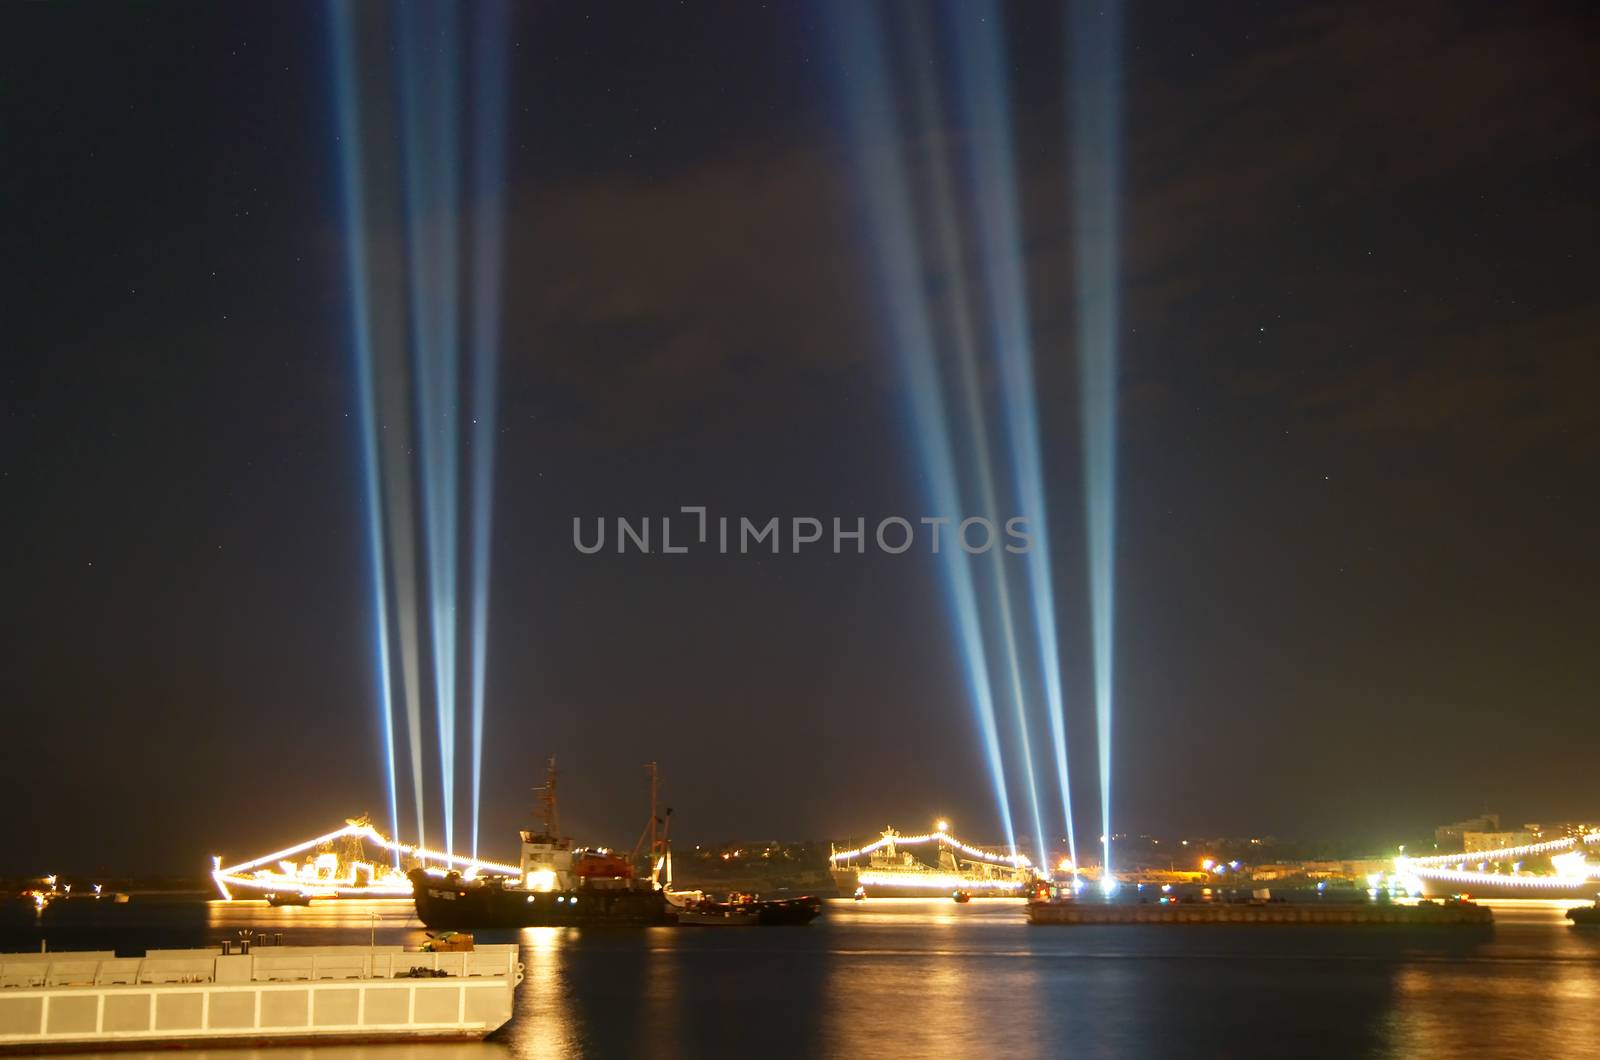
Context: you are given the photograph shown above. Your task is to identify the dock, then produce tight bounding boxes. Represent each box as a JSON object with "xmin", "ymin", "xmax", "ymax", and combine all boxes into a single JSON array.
[
  {"xmin": 0, "ymin": 944, "xmax": 523, "ymax": 1053},
  {"xmin": 1027, "ymin": 901, "xmax": 1493, "ymax": 926}
]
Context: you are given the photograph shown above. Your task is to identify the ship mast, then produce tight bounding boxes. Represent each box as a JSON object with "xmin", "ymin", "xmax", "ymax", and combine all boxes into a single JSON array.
[
  {"xmin": 646, "ymin": 761, "xmax": 659, "ymax": 864},
  {"xmin": 632, "ymin": 762, "xmax": 670, "ymax": 888},
  {"xmin": 532, "ymin": 756, "xmax": 560, "ymax": 841}
]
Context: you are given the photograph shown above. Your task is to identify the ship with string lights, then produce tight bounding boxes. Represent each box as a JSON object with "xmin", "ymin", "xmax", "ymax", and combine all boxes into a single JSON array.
[
  {"xmin": 210, "ymin": 817, "xmax": 520, "ymax": 902},
  {"xmin": 828, "ymin": 822, "xmax": 1033, "ymax": 898},
  {"xmin": 1395, "ymin": 829, "xmax": 1600, "ymax": 901}
]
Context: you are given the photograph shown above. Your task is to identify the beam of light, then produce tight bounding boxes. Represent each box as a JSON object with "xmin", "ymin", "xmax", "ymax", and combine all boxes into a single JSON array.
[
  {"xmin": 946, "ymin": 0, "xmax": 1076, "ymax": 871},
  {"xmin": 330, "ymin": 1, "xmax": 400, "ymax": 867},
  {"xmin": 827, "ymin": 0, "xmax": 1017, "ymax": 856},
  {"xmin": 1067, "ymin": 0, "xmax": 1125, "ymax": 888},
  {"xmin": 331, "ymin": 0, "xmax": 426, "ymax": 859},
  {"xmin": 904, "ymin": 7, "xmax": 1046, "ymax": 874},
  {"xmin": 466, "ymin": 0, "xmax": 510, "ymax": 862},
  {"xmin": 399, "ymin": 0, "xmax": 464, "ymax": 860}
]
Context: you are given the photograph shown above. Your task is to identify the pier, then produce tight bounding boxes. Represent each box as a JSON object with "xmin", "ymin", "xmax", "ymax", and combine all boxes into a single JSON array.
[
  {"xmin": 0, "ymin": 945, "xmax": 523, "ymax": 1052},
  {"xmin": 1028, "ymin": 902, "xmax": 1493, "ymax": 926}
]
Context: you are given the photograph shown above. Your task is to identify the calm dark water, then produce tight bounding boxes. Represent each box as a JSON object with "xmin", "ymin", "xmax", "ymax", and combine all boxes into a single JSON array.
[{"xmin": 6, "ymin": 897, "xmax": 1597, "ymax": 1058}]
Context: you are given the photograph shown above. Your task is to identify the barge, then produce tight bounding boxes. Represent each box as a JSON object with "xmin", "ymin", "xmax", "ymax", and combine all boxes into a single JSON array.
[
  {"xmin": 1028, "ymin": 899, "xmax": 1493, "ymax": 926},
  {"xmin": 0, "ymin": 943, "xmax": 522, "ymax": 1053}
]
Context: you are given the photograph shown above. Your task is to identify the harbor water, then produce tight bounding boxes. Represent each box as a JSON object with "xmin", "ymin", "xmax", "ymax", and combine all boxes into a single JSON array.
[{"xmin": 4, "ymin": 897, "xmax": 1596, "ymax": 1058}]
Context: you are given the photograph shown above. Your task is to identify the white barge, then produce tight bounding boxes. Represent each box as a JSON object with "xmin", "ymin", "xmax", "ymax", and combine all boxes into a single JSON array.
[{"xmin": 0, "ymin": 944, "xmax": 522, "ymax": 1053}]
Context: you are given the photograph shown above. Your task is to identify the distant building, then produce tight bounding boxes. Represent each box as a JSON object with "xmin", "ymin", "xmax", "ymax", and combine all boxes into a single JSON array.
[
  {"xmin": 1289, "ymin": 859, "xmax": 1392, "ymax": 881},
  {"xmin": 1463, "ymin": 830, "xmax": 1535, "ymax": 853},
  {"xmin": 1434, "ymin": 814, "xmax": 1500, "ymax": 852}
]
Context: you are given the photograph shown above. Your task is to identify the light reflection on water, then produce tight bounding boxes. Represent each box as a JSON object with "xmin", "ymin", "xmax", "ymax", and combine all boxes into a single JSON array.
[{"xmin": 12, "ymin": 897, "xmax": 1598, "ymax": 1058}]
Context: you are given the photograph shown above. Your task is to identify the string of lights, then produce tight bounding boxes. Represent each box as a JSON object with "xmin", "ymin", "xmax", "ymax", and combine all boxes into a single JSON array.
[
  {"xmin": 210, "ymin": 820, "xmax": 520, "ymax": 900},
  {"xmin": 1402, "ymin": 832, "xmax": 1600, "ymax": 868},
  {"xmin": 829, "ymin": 829, "xmax": 1031, "ymax": 868}
]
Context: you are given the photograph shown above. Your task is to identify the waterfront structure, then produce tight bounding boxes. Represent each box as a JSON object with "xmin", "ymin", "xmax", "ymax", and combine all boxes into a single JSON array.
[
  {"xmin": 828, "ymin": 823, "xmax": 1032, "ymax": 897},
  {"xmin": 0, "ymin": 944, "xmax": 522, "ymax": 1052},
  {"xmin": 1433, "ymin": 814, "xmax": 1501, "ymax": 851},
  {"xmin": 1464, "ymin": 830, "xmax": 1537, "ymax": 852}
]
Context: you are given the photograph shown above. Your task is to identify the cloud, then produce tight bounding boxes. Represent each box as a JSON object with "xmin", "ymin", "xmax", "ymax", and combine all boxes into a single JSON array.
[
  {"xmin": 500, "ymin": 144, "xmax": 879, "ymax": 427},
  {"xmin": 1125, "ymin": 0, "xmax": 1597, "ymax": 274},
  {"xmin": 1296, "ymin": 303, "xmax": 1600, "ymax": 461}
]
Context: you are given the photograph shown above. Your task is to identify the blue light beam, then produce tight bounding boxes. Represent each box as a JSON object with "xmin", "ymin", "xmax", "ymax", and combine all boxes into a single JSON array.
[
  {"xmin": 467, "ymin": 0, "xmax": 510, "ymax": 861},
  {"xmin": 905, "ymin": 8, "xmax": 1048, "ymax": 873},
  {"xmin": 828, "ymin": 0, "xmax": 1017, "ymax": 856},
  {"xmin": 948, "ymin": 0, "xmax": 1078, "ymax": 871},
  {"xmin": 1067, "ymin": 0, "xmax": 1124, "ymax": 889},
  {"xmin": 330, "ymin": 1, "xmax": 401, "ymax": 864},
  {"xmin": 399, "ymin": 0, "xmax": 464, "ymax": 860}
]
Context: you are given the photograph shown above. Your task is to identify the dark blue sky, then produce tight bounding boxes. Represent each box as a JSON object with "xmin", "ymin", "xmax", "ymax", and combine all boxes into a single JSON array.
[{"xmin": 3, "ymin": 1, "xmax": 1596, "ymax": 873}]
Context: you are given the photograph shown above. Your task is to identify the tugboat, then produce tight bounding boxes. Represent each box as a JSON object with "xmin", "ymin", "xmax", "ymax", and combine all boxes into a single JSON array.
[
  {"xmin": 265, "ymin": 891, "xmax": 313, "ymax": 907},
  {"xmin": 1567, "ymin": 897, "xmax": 1600, "ymax": 926},
  {"xmin": 411, "ymin": 758, "xmax": 673, "ymax": 929},
  {"xmin": 669, "ymin": 891, "xmax": 823, "ymax": 926}
]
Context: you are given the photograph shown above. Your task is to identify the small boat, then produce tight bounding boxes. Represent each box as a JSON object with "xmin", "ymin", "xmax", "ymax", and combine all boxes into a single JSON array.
[
  {"xmin": 672, "ymin": 892, "xmax": 823, "ymax": 927},
  {"xmin": 677, "ymin": 906, "xmax": 761, "ymax": 926},
  {"xmin": 952, "ymin": 890, "xmax": 972, "ymax": 904},
  {"xmin": 853, "ymin": 886, "xmax": 866, "ymax": 901},
  {"xmin": 265, "ymin": 891, "xmax": 312, "ymax": 907},
  {"xmin": 1567, "ymin": 900, "xmax": 1600, "ymax": 926}
]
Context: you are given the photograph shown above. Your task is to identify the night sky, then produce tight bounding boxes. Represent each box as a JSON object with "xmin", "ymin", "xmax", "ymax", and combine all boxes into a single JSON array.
[{"xmin": 4, "ymin": 1, "xmax": 1596, "ymax": 875}]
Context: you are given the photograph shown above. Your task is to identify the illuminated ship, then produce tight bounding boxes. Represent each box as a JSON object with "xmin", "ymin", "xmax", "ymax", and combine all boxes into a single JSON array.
[
  {"xmin": 829, "ymin": 823, "xmax": 1032, "ymax": 897},
  {"xmin": 211, "ymin": 817, "xmax": 520, "ymax": 901},
  {"xmin": 1396, "ymin": 830, "xmax": 1600, "ymax": 900},
  {"xmin": 410, "ymin": 760, "xmax": 820, "ymax": 928},
  {"xmin": 410, "ymin": 759, "xmax": 674, "ymax": 928}
]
